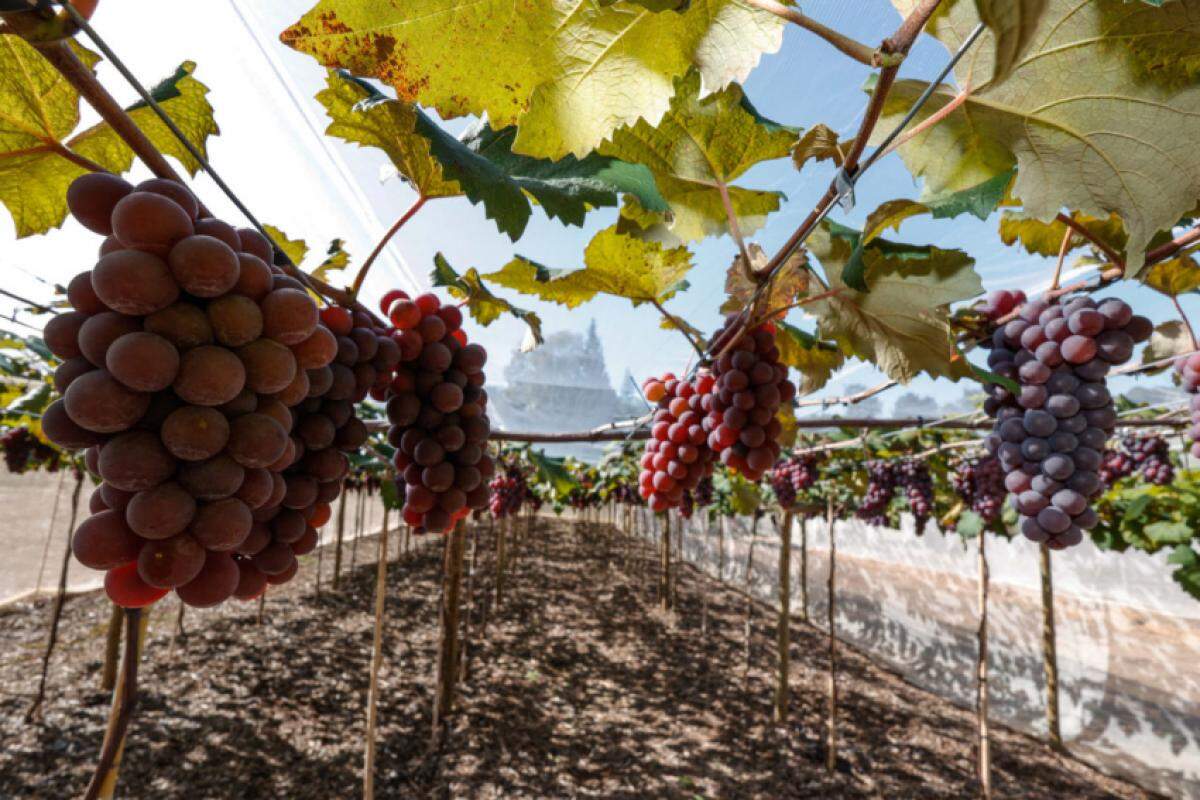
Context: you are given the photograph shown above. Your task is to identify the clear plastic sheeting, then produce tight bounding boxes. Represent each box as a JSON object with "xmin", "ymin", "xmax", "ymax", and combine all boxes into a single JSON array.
[{"xmin": 641, "ymin": 509, "xmax": 1200, "ymax": 798}]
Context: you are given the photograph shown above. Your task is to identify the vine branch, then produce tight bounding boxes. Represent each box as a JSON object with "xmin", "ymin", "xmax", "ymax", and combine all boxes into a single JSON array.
[
  {"xmin": 1049, "ymin": 227, "xmax": 1072, "ymax": 291},
  {"xmin": 651, "ymin": 299, "xmax": 707, "ymax": 360},
  {"xmin": 1054, "ymin": 213, "xmax": 1124, "ymax": 270},
  {"xmin": 743, "ymin": 0, "xmax": 879, "ymax": 66}
]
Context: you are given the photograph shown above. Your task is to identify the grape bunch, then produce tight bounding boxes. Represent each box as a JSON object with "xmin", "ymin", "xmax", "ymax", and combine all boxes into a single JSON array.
[
  {"xmin": 384, "ymin": 290, "xmax": 493, "ymax": 533},
  {"xmin": 702, "ymin": 317, "xmax": 795, "ymax": 480},
  {"xmin": 768, "ymin": 454, "xmax": 821, "ymax": 510},
  {"xmin": 981, "ymin": 293, "xmax": 1152, "ymax": 549},
  {"xmin": 45, "ymin": 173, "xmax": 378, "ymax": 609},
  {"xmin": 949, "ymin": 456, "xmax": 1005, "ymax": 527},
  {"xmin": 1, "ymin": 427, "xmax": 61, "ymax": 474},
  {"xmin": 1174, "ymin": 354, "xmax": 1200, "ymax": 460},
  {"xmin": 1120, "ymin": 434, "xmax": 1174, "ymax": 485},
  {"xmin": 693, "ymin": 475, "xmax": 714, "ymax": 508},
  {"xmin": 638, "ymin": 372, "xmax": 716, "ymax": 512},
  {"xmin": 487, "ymin": 466, "xmax": 526, "ymax": 518},
  {"xmin": 1098, "ymin": 447, "xmax": 1135, "ymax": 488},
  {"xmin": 976, "ymin": 289, "xmax": 1027, "ymax": 321},
  {"xmin": 897, "ymin": 459, "xmax": 934, "ymax": 532},
  {"xmin": 857, "ymin": 460, "xmax": 897, "ymax": 526}
]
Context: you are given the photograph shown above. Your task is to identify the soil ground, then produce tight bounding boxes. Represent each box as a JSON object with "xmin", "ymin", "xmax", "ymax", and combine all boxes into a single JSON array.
[{"xmin": 0, "ymin": 516, "xmax": 1157, "ymax": 799}]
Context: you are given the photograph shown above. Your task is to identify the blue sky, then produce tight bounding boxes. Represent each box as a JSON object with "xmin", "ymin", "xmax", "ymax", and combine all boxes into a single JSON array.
[{"xmin": 0, "ymin": 1, "xmax": 1189, "ymax": 418}]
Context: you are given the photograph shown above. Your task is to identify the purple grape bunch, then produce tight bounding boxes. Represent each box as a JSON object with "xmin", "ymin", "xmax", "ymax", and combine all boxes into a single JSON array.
[
  {"xmin": 950, "ymin": 456, "xmax": 1005, "ymax": 528},
  {"xmin": 981, "ymin": 293, "xmax": 1152, "ymax": 549},
  {"xmin": 897, "ymin": 459, "xmax": 934, "ymax": 532},
  {"xmin": 1123, "ymin": 434, "xmax": 1174, "ymax": 485},
  {"xmin": 768, "ymin": 454, "xmax": 820, "ymax": 510},
  {"xmin": 1174, "ymin": 354, "xmax": 1200, "ymax": 460},
  {"xmin": 857, "ymin": 460, "xmax": 898, "ymax": 526}
]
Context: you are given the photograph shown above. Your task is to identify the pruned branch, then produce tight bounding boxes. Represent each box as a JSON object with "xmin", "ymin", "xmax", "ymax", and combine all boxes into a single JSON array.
[{"xmin": 743, "ymin": 0, "xmax": 878, "ymax": 66}]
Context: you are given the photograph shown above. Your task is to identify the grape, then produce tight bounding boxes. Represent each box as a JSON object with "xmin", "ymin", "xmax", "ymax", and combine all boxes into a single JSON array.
[
  {"xmin": 66, "ymin": 173, "xmax": 133, "ymax": 235},
  {"xmin": 66, "ymin": 271, "xmax": 107, "ymax": 315},
  {"xmin": 190, "ymin": 498, "xmax": 252, "ymax": 551},
  {"xmin": 126, "ymin": 482, "xmax": 196, "ymax": 539},
  {"xmin": 98, "ymin": 430, "xmax": 175, "ymax": 491},
  {"xmin": 237, "ymin": 338, "xmax": 297, "ymax": 394},
  {"xmin": 77, "ymin": 312, "xmax": 139, "ymax": 367},
  {"xmin": 92, "ymin": 249, "xmax": 180, "ymax": 315},
  {"xmin": 233, "ymin": 559, "xmax": 269, "ymax": 600},
  {"xmin": 262, "ymin": 289, "xmax": 318, "ymax": 345},
  {"xmin": 144, "ymin": 302, "xmax": 214, "ymax": 349},
  {"xmin": 193, "ymin": 218, "xmax": 240, "ymax": 250},
  {"xmin": 161, "ymin": 405, "xmax": 230, "ymax": 460},
  {"xmin": 1061, "ymin": 335, "xmax": 1097, "ymax": 364},
  {"xmin": 226, "ymin": 413, "xmax": 288, "ymax": 468},
  {"xmin": 63, "ymin": 370, "xmax": 149, "ymax": 434},
  {"xmin": 72, "ymin": 510, "xmax": 143, "ymax": 570},
  {"xmin": 178, "ymin": 454, "xmax": 244, "ymax": 500},
  {"xmin": 43, "ymin": 312, "xmax": 86, "ymax": 360},
  {"xmin": 105, "ymin": 562, "xmax": 169, "ymax": 608},
  {"xmin": 136, "ymin": 178, "xmax": 199, "ymax": 220},
  {"xmin": 106, "ymin": 332, "xmax": 179, "ymax": 392},
  {"xmin": 207, "ymin": 294, "xmax": 263, "ymax": 346},
  {"xmin": 173, "ymin": 345, "xmax": 246, "ymax": 406},
  {"xmin": 176, "ymin": 550, "xmax": 239, "ymax": 607},
  {"xmin": 137, "ymin": 533, "xmax": 207, "ymax": 589},
  {"xmin": 292, "ymin": 325, "xmax": 337, "ymax": 369},
  {"xmin": 1023, "ymin": 410, "xmax": 1057, "ymax": 438}
]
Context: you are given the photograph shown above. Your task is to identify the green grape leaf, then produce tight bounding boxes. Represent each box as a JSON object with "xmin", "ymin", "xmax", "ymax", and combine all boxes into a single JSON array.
[
  {"xmin": 431, "ymin": 253, "xmax": 544, "ymax": 345},
  {"xmin": 1146, "ymin": 521, "xmax": 1193, "ymax": 546},
  {"xmin": 281, "ymin": 0, "xmax": 783, "ymax": 160},
  {"xmin": 807, "ymin": 220, "xmax": 983, "ymax": 383},
  {"xmin": 955, "ymin": 509, "xmax": 985, "ymax": 538},
  {"xmin": 262, "ymin": 224, "xmax": 309, "ymax": 268},
  {"xmin": 380, "ymin": 477, "xmax": 404, "ymax": 510},
  {"xmin": 1138, "ymin": 250, "xmax": 1200, "ymax": 297},
  {"xmin": 792, "ymin": 123, "xmax": 853, "ymax": 171},
  {"xmin": 8, "ymin": 382, "xmax": 51, "ymax": 415},
  {"xmin": 1142, "ymin": 320, "xmax": 1194, "ymax": 370},
  {"xmin": 973, "ymin": 0, "xmax": 1048, "ymax": 84},
  {"xmin": 0, "ymin": 41, "xmax": 216, "ymax": 237},
  {"xmin": 311, "ymin": 238, "xmax": 351, "ymax": 283},
  {"xmin": 883, "ymin": 0, "xmax": 1200, "ymax": 275},
  {"xmin": 774, "ymin": 320, "xmax": 844, "ymax": 396},
  {"xmin": 719, "ymin": 244, "xmax": 808, "ymax": 315},
  {"xmin": 599, "ymin": 70, "xmax": 795, "ymax": 245},
  {"xmin": 483, "ymin": 226, "xmax": 692, "ymax": 308},
  {"xmin": 729, "ymin": 472, "xmax": 762, "ymax": 516},
  {"xmin": 528, "ymin": 448, "xmax": 578, "ymax": 496},
  {"xmin": 316, "ymin": 70, "xmax": 458, "ymax": 199},
  {"xmin": 860, "ymin": 171, "xmax": 1014, "ymax": 250}
]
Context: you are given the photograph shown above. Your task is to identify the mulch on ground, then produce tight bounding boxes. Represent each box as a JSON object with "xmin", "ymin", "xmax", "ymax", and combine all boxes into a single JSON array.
[{"xmin": 0, "ymin": 517, "xmax": 1154, "ymax": 799}]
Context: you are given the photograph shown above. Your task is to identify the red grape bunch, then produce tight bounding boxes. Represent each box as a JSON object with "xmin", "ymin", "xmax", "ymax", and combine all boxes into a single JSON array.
[
  {"xmin": 487, "ymin": 466, "xmax": 527, "ymax": 518},
  {"xmin": 702, "ymin": 316, "xmax": 795, "ymax": 480},
  {"xmin": 949, "ymin": 456, "xmax": 1005, "ymax": 528},
  {"xmin": 980, "ymin": 292, "xmax": 1152, "ymax": 549},
  {"xmin": 638, "ymin": 371, "xmax": 716, "ymax": 512},
  {"xmin": 768, "ymin": 454, "xmax": 821, "ymax": 510},
  {"xmin": 45, "ymin": 173, "xmax": 377, "ymax": 609},
  {"xmin": 1119, "ymin": 434, "xmax": 1174, "ymax": 486},
  {"xmin": 857, "ymin": 460, "xmax": 898, "ymax": 527},
  {"xmin": 384, "ymin": 290, "xmax": 493, "ymax": 533},
  {"xmin": 2, "ymin": 427, "xmax": 61, "ymax": 474}
]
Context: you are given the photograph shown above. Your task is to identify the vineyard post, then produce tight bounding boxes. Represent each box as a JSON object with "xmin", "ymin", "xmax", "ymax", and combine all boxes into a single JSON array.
[
  {"xmin": 742, "ymin": 515, "xmax": 759, "ymax": 676},
  {"xmin": 673, "ymin": 511, "xmax": 683, "ymax": 607},
  {"xmin": 315, "ymin": 524, "xmax": 325, "ymax": 598},
  {"xmin": 362, "ymin": 512, "xmax": 390, "ymax": 800},
  {"xmin": 825, "ymin": 499, "xmax": 838, "ymax": 774},
  {"xmin": 700, "ymin": 515, "xmax": 710, "ymax": 638},
  {"xmin": 718, "ymin": 516, "xmax": 727, "ymax": 583},
  {"xmin": 493, "ymin": 515, "xmax": 508, "ymax": 613},
  {"xmin": 173, "ymin": 600, "xmax": 186, "ymax": 641},
  {"xmin": 976, "ymin": 530, "xmax": 992, "ymax": 799},
  {"xmin": 460, "ymin": 522, "xmax": 480, "ymax": 684},
  {"xmin": 333, "ymin": 489, "xmax": 348, "ymax": 590},
  {"xmin": 432, "ymin": 522, "xmax": 467, "ymax": 743},
  {"xmin": 100, "ymin": 602, "xmax": 121, "ymax": 692},
  {"xmin": 257, "ymin": 591, "xmax": 266, "ymax": 625},
  {"xmin": 32, "ymin": 470, "xmax": 67, "ymax": 594},
  {"xmin": 350, "ymin": 485, "xmax": 364, "ymax": 573},
  {"xmin": 84, "ymin": 607, "xmax": 146, "ymax": 800},
  {"xmin": 775, "ymin": 511, "xmax": 794, "ymax": 723},
  {"xmin": 798, "ymin": 516, "xmax": 809, "ymax": 622},
  {"xmin": 659, "ymin": 512, "xmax": 672, "ymax": 611},
  {"xmin": 1039, "ymin": 545, "xmax": 1063, "ymax": 749},
  {"xmin": 27, "ymin": 468, "xmax": 83, "ymax": 721}
]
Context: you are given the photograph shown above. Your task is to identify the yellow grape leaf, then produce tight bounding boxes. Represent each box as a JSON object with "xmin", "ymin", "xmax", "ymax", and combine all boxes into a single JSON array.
[
  {"xmin": 883, "ymin": 0, "xmax": 1200, "ymax": 275},
  {"xmin": 659, "ymin": 315, "xmax": 707, "ymax": 349},
  {"xmin": 483, "ymin": 226, "xmax": 692, "ymax": 309},
  {"xmin": 775, "ymin": 402, "xmax": 799, "ymax": 449},
  {"xmin": 281, "ymin": 0, "xmax": 783, "ymax": 160},
  {"xmin": 862, "ymin": 199, "xmax": 929, "ymax": 244},
  {"xmin": 718, "ymin": 243, "xmax": 808, "ymax": 315},
  {"xmin": 774, "ymin": 320, "xmax": 844, "ymax": 396},
  {"xmin": 1139, "ymin": 250, "xmax": 1200, "ymax": 297},
  {"xmin": 998, "ymin": 211, "xmax": 1126, "ymax": 258},
  {"xmin": 598, "ymin": 70, "xmax": 795, "ymax": 245},
  {"xmin": 792, "ymin": 123, "xmax": 853, "ymax": 171},
  {"xmin": 315, "ymin": 70, "xmax": 459, "ymax": 199},
  {"xmin": 262, "ymin": 224, "xmax": 309, "ymax": 267},
  {"xmin": 431, "ymin": 253, "xmax": 544, "ymax": 344},
  {"xmin": 311, "ymin": 239, "xmax": 351, "ymax": 283},
  {"xmin": 807, "ymin": 221, "xmax": 983, "ymax": 383},
  {"xmin": 0, "ymin": 38, "xmax": 217, "ymax": 237}
]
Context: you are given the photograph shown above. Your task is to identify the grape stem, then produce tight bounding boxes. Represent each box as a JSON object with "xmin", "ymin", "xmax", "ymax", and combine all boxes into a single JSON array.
[
  {"xmin": 1172, "ymin": 295, "xmax": 1199, "ymax": 351},
  {"xmin": 1145, "ymin": 223, "xmax": 1200, "ymax": 266},
  {"xmin": 742, "ymin": 0, "xmax": 880, "ymax": 66},
  {"xmin": 1053, "ymin": 213, "xmax": 1124, "ymax": 270},
  {"xmin": 1049, "ymin": 227, "xmax": 1072, "ymax": 291},
  {"xmin": 351, "ymin": 195, "xmax": 428, "ymax": 298},
  {"xmin": 651, "ymin": 299, "xmax": 707, "ymax": 360},
  {"xmin": 718, "ymin": 182, "xmax": 754, "ymax": 280}
]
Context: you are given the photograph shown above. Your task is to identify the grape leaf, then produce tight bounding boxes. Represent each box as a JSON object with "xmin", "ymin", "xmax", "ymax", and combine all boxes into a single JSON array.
[
  {"xmin": 311, "ymin": 238, "xmax": 351, "ymax": 283},
  {"xmin": 998, "ymin": 211, "xmax": 1126, "ymax": 259},
  {"xmin": 318, "ymin": 70, "xmax": 667, "ymax": 241},
  {"xmin": 281, "ymin": 0, "xmax": 783, "ymax": 160},
  {"xmin": 1142, "ymin": 320, "xmax": 1194, "ymax": 370},
  {"xmin": 1137, "ymin": 250, "xmax": 1200, "ymax": 297},
  {"xmin": 1146, "ymin": 521, "xmax": 1193, "ymax": 546},
  {"xmin": 792, "ymin": 123, "xmax": 854, "ymax": 171},
  {"xmin": 719, "ymin": 244, "xmax": 808, "ymax": 315},
  {"xmin": 483, "ymin": 226, "xmax": 692, "ymax": 308},
  {"xmin": 774, "ymin": 320, "xmax": 844, "ymax": 396},
  {"xmin": 431, "ymin": 253, "xmax": 544, "ymax": 345},
  {"xmin": 775, "ymin": 402, "xmax": 799, "ymax": 449},
  {"xmin": 527, "ymin": 448, "xmax": 578, "ymax": 496},
  {"xmin": 973, "ymin": 0, "xmax": 1048, "ymax": 84},
  {"xmin": 883, "ymin": 0, "xmax": 1200, "ymax": 275},
  {"xmin": 659, "ymin": 314, "xmax": 707, "ymax": 348},
  {"xmin": 861, "ymin": 171, "xmax": 1015, "ymax": 250},
  {"xmin": 807, "ymin": 220, "xmax": 983, "ymax": 383},
  {"xmin": 380, "ymin": 477, "xmax": 404, "ymax": 510},
  {"xmin": 0, "ymin": 41, "xmax": 216, "ymax": 237},
  {"xmin": 599, "ymin": 71, "xmax": 795, "ymax": 245},
  {"xmin": 262, "ymin": 224, "xmax": 309, "ymax": 267}
]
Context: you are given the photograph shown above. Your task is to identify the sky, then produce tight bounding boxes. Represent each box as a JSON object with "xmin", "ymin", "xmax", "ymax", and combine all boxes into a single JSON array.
[{"xmin": 0, "ymin": 0, "xmax": 1189, "ymax": 420}]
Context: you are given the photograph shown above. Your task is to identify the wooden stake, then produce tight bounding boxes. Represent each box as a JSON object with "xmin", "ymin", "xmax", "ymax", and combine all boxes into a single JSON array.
[
  {"xmin": 825, "ymin": 499, "xmax": 838, "ymax": 774},
  {"xmin": 659, "ymin": 513, "xmax": 672, "ymax": 611},
  {"xmin": 717, "ymin": 515, "xmax": 726, "ymax": 583},
  {"xmin": 84, "ymin": 607, "xmax": 145, "ymax": 800},
  {"xmin": 1039, "ymin": 544, "xmax": 1063, "ymax": 750},
  {"xmin": 743, "ymin": 515, "xmax": 759, "ymax": 674},
  {"xmin": 977, "ymin": 530, "xmax": 992, "ymax": 799},
  {"xmin": 315, "ymin": 524, "xmax": 324, "ymax": 598},
  {"xmin": 494, "ymin": 516, "xmax": 508, "ymax": 612},
  {"xmin": 333, "ymin": 489, "xmax": 348, "ymax": 590},
  {"xmin": 775, "ymin": 511, "xmax": 794, "ymax": 723},
  {"xmin": 363, "ymin": 514, "xmax": 390, "ymax": 800},
  {"xmin": 100, "ymin": 602, "xmax": 122, "ymax": 692},
  {"xmin": 27, "ymin": 470, "xmax": 83, "ymax": 721},
  {"xmin": 798, "ymin": 515, "xmax": 809, "ymax": 623},
  {"xmin": 350, "ymin": 487, "xmax": 364, "ymax": 573},
  {"xmin": 432, "ymin": 523, "xmax": 467, "ymax": 742},
  {"xmin": 460, "ymin": 522, "xmax": 479, "ymax": 684}
]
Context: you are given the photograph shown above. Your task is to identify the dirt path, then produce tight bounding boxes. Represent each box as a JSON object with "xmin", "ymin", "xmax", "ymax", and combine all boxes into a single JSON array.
[{"xmin": 0, "ymin": 518, "xmax": 1154, "ymax": 799}]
